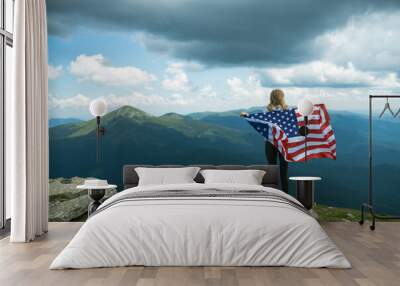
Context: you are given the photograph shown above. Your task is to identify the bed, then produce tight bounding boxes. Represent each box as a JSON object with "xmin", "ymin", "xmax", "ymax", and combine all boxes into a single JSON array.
[{"xmin": 50, "ymin": 165, "xmax": 350, "ymax": 269}]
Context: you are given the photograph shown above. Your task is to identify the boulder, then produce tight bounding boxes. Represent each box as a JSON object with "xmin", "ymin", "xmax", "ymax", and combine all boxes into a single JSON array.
[{"xmin": 49, "ymin": 177, "xmax": 116, "ymax": 221}]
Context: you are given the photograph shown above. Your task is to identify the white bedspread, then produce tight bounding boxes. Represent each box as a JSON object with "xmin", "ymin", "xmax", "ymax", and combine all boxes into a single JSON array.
[{"xmin": 50, "ymin": 183, "xmax": 351, "ymax": 269}]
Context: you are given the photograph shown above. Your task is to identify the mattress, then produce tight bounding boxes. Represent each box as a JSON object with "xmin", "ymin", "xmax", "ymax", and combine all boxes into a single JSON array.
[{"xmin": 50, "ymin": 183, "xmax": 351, "ymax": 269}]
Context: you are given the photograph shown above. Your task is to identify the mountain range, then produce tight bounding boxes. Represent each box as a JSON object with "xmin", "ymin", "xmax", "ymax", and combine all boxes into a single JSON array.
[
  {"xmin": 49, "ymin": 105, "xmax": 400, "ymax": 215},
  {"xmin": 49, "ymin": 117, "xmax": 82, "ymax": 127}
]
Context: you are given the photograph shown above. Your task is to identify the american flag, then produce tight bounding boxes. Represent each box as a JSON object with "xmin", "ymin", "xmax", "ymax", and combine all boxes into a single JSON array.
[{"xmin": 245, "ymin": 104, "xmax": 336, "ymax": 162}]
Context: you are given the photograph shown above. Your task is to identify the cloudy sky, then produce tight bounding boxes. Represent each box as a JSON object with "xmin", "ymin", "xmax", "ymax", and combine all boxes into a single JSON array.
[{"xmin": 47, "ymin": 0, "xmax": 400, "ymax": 118}]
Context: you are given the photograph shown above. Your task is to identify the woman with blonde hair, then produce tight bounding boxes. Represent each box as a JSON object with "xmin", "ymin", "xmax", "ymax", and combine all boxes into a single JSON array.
[{"xmin": 240, "ymin": 89, "xmax": 289, "ymax": 193}]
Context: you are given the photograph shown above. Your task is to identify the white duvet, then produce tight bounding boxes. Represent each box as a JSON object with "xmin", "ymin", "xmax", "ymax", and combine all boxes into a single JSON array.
[{"xmin": 50, "ymin": 183, "xmax": 351, "ymax": 269}]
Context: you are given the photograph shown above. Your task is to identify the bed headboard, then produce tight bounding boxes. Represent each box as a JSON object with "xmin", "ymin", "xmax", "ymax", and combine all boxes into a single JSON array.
[{"xmin": 123, "ymin": 165, "xmax": 281, "ymax": 190}]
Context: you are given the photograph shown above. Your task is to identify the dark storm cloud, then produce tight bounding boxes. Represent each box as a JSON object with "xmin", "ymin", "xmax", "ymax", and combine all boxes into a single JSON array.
[{"xmin": 47, "ymin": 0, "xmax": 399, "ymax": 66}]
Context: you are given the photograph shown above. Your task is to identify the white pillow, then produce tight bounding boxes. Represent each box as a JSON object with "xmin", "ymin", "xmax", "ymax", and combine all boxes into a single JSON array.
[
  {"xmin": 135, "ymin": 167, "xmax": 200, "ymax": 186},
  {"xmin": 200, "ymin": 169, "xmax": 266, "ymax": 185}
]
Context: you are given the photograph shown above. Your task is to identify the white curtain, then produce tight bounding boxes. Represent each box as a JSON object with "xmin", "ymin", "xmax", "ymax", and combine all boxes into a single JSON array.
[{"xmin": 8, "ymin": 0, "xmax": 49, "ymax": 242}]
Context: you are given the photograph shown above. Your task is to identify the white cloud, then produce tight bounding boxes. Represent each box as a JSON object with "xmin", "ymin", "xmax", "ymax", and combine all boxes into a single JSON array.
[
  {"xmin": 162, "ymin": 62, "xmax": 193, "ymax": 92},
  {"xmin": 259, "ymin": 61, "xmax": 400, "ymax": 88},
  {"xmin": 315, "ymin": 11, "xmax": 400, "ymax": 72},
  {"xmin": 48, "ymin": 64, "xmax": 63, "ymax": 80},
  {"xmin": 271, "ymin": 86, "xmax": 376, "ymax": 111},
  {"xmin": 227, "ymin": 75, "xmax": 266, "ymax": 99},
  {"xmin": 69, "ymin": 54, "xmax": 157, "ymax": 86},
  {"xmin": 160, "ymin": 61, "xmax": 217, "ymax": 106},
  {"xmin": 223, "ymin": 74, "xmax": 389, "ymax": 111},
  {"xmin": 48, "ymin": 92, "xmax": 195, "ymax": 115},
  {"xmin": 199, "ymin": 85, "xmax": 217, "ymax": 98},
  {"xmin": 49, "ymin": 93, "xmax": 91, "ymax": 109},
  {"xmin": 105, "ymin": 92, "xmax": 194, "ymax": 108}
]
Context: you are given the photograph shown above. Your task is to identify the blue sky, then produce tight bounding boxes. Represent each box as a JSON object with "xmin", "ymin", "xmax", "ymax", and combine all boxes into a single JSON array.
[{"xmin": 47, "ymin": 0, "xmax": 400, "ymax": 119}]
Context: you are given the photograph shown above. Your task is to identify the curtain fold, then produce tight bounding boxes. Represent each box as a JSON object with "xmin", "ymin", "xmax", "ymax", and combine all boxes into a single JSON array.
[{"xmin": 9, "ymin": 0, "xmax": 49, "ymax": 242}]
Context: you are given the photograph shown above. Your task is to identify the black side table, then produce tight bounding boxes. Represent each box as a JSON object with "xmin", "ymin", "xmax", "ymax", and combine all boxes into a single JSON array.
[
  {"xmin": 77, "ymin": 184, "xmax": 117, "ymax": 215},
  {"xmin": 87, "ymin": 189, "xmax": 105, "ymax": 215},
  {"xmin": 289, "ymin": 177, "xmax": 321, "ymax": 210}
]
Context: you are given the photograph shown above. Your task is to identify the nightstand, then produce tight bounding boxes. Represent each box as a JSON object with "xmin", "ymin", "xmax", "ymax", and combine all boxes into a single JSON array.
[
  {"xmin": 77, "ymin": 183, "xmax": 117, "ymax": 215},
  {"xmin": 289, "ymin": 176, "xmax": 321, "ymax": 210}
]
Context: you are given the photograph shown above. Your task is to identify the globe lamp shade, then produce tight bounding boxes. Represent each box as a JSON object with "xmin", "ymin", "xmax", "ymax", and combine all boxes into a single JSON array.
[
  {"xmin": 89, "ymin": 99, "xmax": 107, "ymax": 117},
  {"xmin": 297, "ymin": 99, "xmax": 314, "ymax": 117}
]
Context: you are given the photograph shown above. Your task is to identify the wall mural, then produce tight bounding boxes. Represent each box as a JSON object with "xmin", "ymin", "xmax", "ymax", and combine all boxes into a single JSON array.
[{"xmin": 47, "ymin": 1, "xmax": 400, "ymax": 221}]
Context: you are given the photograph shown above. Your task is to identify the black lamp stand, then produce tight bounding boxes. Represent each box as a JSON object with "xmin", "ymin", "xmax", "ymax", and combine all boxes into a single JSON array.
[
  {"xmin": 299, "ymin": 116, "xmax": 309, "ymax": 162},
  {"xmin": 96, "ymin": 116, "xmax": 106, "ymax": 161}
]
